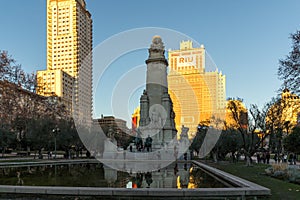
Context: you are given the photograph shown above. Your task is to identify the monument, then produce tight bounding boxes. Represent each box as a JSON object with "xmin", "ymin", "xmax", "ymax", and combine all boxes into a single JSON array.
[{"xmin": 138, "ymin": 36, "xmax": 177, "ymax": 149}]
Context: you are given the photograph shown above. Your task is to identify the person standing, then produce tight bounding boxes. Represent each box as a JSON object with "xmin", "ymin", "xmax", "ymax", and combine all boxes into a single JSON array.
[
  {"xmin": 262, "ymin": 152, "xmax": 266, "ymax": 164},
  {"xmin": 274, "ymin": 153, "xmax": 278, "ymax": 163},
  {"xmin": 283, "ymin": 154, "xmax": 287, "ymax": 163},
  {"xmin": 256, "ymin": 153, "xmax": 261, "ymax": 164},
  {"xmin": 278, "ymin": 153, "xmax": 282, "ymax": 163},
  {"xmin": 289, "ymin": 153, "xmax": 294, "ymax": 165},
  {"xmin": 293, "ymin": 154, "xmax": 297, "ymax": 165},
  {"xmin": 266, "ymin": 152, "xmax": 270, "ymax": 164}
]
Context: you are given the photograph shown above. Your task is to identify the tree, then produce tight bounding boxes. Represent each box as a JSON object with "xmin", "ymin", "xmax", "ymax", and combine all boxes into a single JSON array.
[
  {"xmin": 0, "ymin": 50, "xmax": 36, "ymax": 92},
  {"xmin": 0, "ymin": 51, "xmax": 16, "ymax": 82},
  {"xmin": 249, "ymin": 103, "xmax": 275, "ymax": 151},
  {"xmin": 0, "ymin": 51, "xmax": 75, "ymax": 153},
  {"xmin": 190, "ymin": 117, "xmax": 226, "ymax": 162},
  {"xmin": 283, "ymin": 127, "xmax": 300, "ymax": 154},
  {"xmin": 217, "ymin": 129, "xmax": 243, "ymax": 162},
  {"xmin": 226, "ymin": 100, "xmax": 262, "ymax": 166},
  {"xmin": 190, "ymin": 124, "xmax": 207, "ymax": 156},
  {"xmin": 0, "ymin": 121, "xmax": 16, "ymax": 157},
  {"xmin": 56, "ymin": 118, "xmax": 82, "ymax": 152},
  {"xmin": 265, "ymin": 97, "xmax": 290, "ymax": 153},
  {"xmin": 25, "ymin": 117, "xmax": 83, "ymax": 158},
  {"xmin": 26, "ymin": 118, "xmax": 53, "ymax": 156},
  {"xmin": 278, "ymin": 30, "xmax": 300, "ymax": 95}
]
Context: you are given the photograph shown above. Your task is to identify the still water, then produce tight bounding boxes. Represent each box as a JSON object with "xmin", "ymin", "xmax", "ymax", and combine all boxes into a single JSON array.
[{"xmin": 0, "ymin": 162, "xmax": 229, "ymax": 188}]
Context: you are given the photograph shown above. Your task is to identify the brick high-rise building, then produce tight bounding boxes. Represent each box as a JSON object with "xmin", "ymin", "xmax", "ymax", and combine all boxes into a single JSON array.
[{"xmin": 37, "ymin": 0, "xmax": 93, "ymax": 123}]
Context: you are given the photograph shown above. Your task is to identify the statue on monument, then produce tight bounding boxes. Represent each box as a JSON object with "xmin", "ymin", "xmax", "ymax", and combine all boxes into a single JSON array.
[
  {"xmin": 150, "ymin": 108, "xmax": 161, "ymax": 128},
  {"xmin": 149, "ymin": 104, "xmax": 166, "ymax": 129},
  {"xmin": 180, "ymin": 125, "xmax": 189, "ymax": 138},
  {"xmin": 180, "ymin": 125, "xmax": 190, "ymax": 145},
  {"xmin": 145, "ymin": 135, "xmax": 153, "ymax": 152},
  {"xmin": 137, "ymin": 35, "xmax": 177, "ymax": 150},
  {"xmin": 151, "ymin": 36, "xmax": 164, "ymax": 50}
]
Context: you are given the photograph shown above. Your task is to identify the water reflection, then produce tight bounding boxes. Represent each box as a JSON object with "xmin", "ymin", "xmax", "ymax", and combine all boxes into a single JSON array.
[{"xmin": 0, "ymin": 162, "xmax": 227, "ymax": 188}]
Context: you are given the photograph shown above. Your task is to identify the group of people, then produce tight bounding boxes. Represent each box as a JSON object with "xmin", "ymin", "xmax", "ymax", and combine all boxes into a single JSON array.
[
  {"xmin": 273, "ymin": 153, "xmax": 297, "ymax": 165},
  {"xmin": 256, "ymin": 151, "xmax": 271, "ymax": 164},
  {"xmin": 134, "ymin": 135, "xmax": 153, "ymax": 152},
  {"xmin": 257, "ymin": 152, "xmax": 298, "ymax": 165}
]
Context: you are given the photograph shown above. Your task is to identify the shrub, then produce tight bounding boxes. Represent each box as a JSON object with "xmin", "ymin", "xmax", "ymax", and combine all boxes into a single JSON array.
[
  {"xmin": 287, "ymin": 168, "xmax": 300, "ymax": 184},
  {"xmin": 267, "ymin": 163, "xmax": 300, "ymax": 184},
  {"xmin": 271, "ymin": 163, "xmax": 288, "ymax": 171}
]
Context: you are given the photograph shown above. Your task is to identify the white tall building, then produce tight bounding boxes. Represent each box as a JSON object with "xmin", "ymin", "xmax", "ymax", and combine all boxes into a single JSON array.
[{"xmin": 37, "ymin": 0, "xmax": 93, "ymax": 123}]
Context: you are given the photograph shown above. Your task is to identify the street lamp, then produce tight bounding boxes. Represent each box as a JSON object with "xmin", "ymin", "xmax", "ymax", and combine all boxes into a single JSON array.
[{"xmin": 52, "ymin": 127, "xmax": 60, "ymax": 159}]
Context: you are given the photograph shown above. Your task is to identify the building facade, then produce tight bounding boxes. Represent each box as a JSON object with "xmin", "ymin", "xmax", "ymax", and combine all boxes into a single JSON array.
[
  {"xmin": 266, "ymin": 89, "xmax": 300, "ymax": 133},
  {"xmin": 36, "ymin": 69, "xmax": 74, "ymax": 114},
  {"xmin": 168, "ymin": 41, "xmax": 226, "ymax": 135},
  {"xmin": 93, "ymin": 115, "xmax": 131, "ymax": 146},
  {"xmin": 37, "ymin": 0, "xmax": 93, "ymax": 123},
  {"xmin": 280, "ymin": 89, "xmax": 300, "ymax": 129},
  {"xmin": 131, "ymin": 106, "xmax": 140, "ymax": 133}
]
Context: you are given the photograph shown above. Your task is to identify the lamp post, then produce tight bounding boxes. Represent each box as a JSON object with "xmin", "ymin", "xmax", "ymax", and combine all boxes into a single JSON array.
[{"xmin": 52, "ymin": 127, "xmax": 60, "ymax": 159}]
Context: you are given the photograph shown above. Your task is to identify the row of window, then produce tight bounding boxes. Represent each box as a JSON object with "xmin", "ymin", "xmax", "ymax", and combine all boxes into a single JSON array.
[
  {"xmin": 53, "ymin": 23, "xmax": 70, "ymax": 28},
  {"xmin": 53, "ymin": 36, "xmax": 72, "ymax": 40},
  {"xmin": 53, "ymin": 45, "xmax": 73, "ymax": 50},
  {"xmin": 53, "ymin": 7, "xmax": 69, "ymax": 11},
  {"xmin": 53, "ymin": 63, "xmax": 73, "ymax": 67},
  {"xmin": 53, "ymin": 49, "xmax": 74, "ymax": 53},
  {"xmin": 53, "ymin": 16, "xmax": 70, "ymax": 20},
  {"xmin": 53, "ymin": 28, "xmax": 70, "ymax": 32},
  {"xmin": 53, "ymin": 40, "xmax": 73, "ymax": 44}
]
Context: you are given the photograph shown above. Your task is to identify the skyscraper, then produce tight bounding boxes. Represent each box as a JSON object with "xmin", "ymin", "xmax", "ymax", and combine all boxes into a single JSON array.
[
  {"xmin": 37, "ymin": 0, "xmax": 93, "ymax": 123},
  {"xmin": 168, "ymin": 41, "xmax": 226, "ymax": 135}
]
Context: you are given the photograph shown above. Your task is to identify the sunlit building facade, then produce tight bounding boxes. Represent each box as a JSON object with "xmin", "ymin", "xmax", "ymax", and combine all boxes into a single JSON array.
[
  {"xmin": 266, "ymin": 89, "xmax": 300, "ymax": 133},
  {"xmin": 131, "ymin": 106, "xmax": 140, "ymax": 133},
  {"xmin": 37, "ymin": 0, "xmax": 93, "ymax": 123},
  {"xmin": 280, "ymin": 89, "xmax": 300, "ymax": 129},
  {"xmin": 168, "ymin": 41, "xmax": 226, "ymax": 134},
  {"xmin": 36, "ymin": 69, "xmax": 74, "ymax": 113}
]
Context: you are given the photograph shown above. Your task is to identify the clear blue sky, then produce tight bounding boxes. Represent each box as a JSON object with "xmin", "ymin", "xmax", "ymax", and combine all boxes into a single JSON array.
[{"xmin": 1, "ymin": 0, "xmax": 300, "ymax": 125}]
